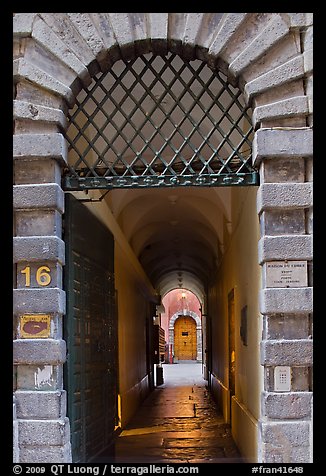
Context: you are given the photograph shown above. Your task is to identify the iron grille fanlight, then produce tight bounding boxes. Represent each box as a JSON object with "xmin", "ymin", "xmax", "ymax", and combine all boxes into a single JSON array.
[{"xmin": 63, "ymin": 53, "xmax": 259, "ymax": 190}]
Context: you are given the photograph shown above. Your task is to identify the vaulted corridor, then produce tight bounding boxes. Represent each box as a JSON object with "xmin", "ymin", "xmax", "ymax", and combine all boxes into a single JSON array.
[
  {"xmin": 62, "ymin": 184, "xmax": 261, "ymax": 463},
  {"xmin": 96, "ymin": 363, "xmax": 243, "ymax": 463}
]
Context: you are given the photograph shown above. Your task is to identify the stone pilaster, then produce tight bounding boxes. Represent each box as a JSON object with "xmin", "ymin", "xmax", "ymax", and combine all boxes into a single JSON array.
[
  {"xmin": 253, "ymin": 128, "xmax": 313, "ymax": 463},
  {"xmin": 13, "ymin": 115, "xmax": 72, "ymax": 461}
]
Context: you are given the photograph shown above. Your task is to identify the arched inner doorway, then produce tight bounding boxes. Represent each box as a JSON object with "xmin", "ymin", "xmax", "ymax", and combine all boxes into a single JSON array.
[{"xmin": 162, "ymin": 288, "xmax": 203, "ymax": 364}]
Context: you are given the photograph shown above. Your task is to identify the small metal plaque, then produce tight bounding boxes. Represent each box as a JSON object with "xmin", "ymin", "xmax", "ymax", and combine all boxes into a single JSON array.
[
  {"xmin": 20, "ymin": 314, "xmax": 51, "ymax": 338},
  {"xmin": 266, "ymin": 261, "xmax": 307, "ymax": 288}
]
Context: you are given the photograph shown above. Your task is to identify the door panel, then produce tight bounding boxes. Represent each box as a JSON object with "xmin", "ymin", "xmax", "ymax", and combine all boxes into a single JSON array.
[
  {"xmin": 146, "ymin": 302, "xmax": 156, "ymax": 390},
  {"xmin": 174, "ymin": 316, "xmax": 197, "ymax": 360},
  {"xmin": 228, "ymin": 289, "xmax": 235, "ymax": 397},
  {"xmin": 64, "ymin": 194, "xmax": 117, "ymax": 462}
]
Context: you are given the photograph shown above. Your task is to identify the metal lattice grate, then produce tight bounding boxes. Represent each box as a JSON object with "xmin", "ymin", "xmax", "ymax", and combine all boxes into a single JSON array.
[{"xmin": 63, "ymin": 53, "xmax": 259, "ymax": 190}]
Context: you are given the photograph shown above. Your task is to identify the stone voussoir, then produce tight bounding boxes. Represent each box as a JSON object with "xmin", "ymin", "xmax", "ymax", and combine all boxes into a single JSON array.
[
  {"xmin": 67, "ymin": 12, "xmax": 106, "ymax": 55},
  {"xmin": 67, "ymin": 13, "xmax": 109, "ymax": 68},
  {"xmin": 183, "ymin": 13, "xmax": 204, "ymax": 47},
  {"xmin": 31, "ymin": 16, "xmax": 91, "ymax": 87},
  {"xmin": 128, "ymin": 13, "xmax": 150, "ymax": 44},
  {"xmin": 13, "ymin": 339, "xmax": 66, "ymax": 365},
  {"xmin": 14, "ymin": 57, "xmax": 75, "ymax": 107},
  {"xmin": 149, "ymin": 13, "xmax": 168, "ymax": 43},
  {"xmin": 229, "ymin": 15, "xmax": 289, "ymax": 80},
  {"xmin": 39, "ymin": 13, "xmax": 99, "ymax": 74},
  {"xmin": 13, "ymin": 13, "xmax": 38, "ymax": 37},
  {"xmin": 13, "ymin": 132, "xmax": 67, "ymax": 163},
  {"xmin": 88, "ymin": 13, "xmax": 119, "ymax": 52},
  {"xmin": 244, "ymin": 55, "xmax": 304, "ymax": 102},
  {"xmin": 208, "ymin": 13, "xmax": 249, "ymax": 58},
  {"xmin": 260, "ymin": 339, "xmax": 313, "ymax": 366},
  {"xmin": 148, "ymin": 13, "xmax": 168, "ymax": 54},
  {"xmin": 108, "ymin": 13, "xmax": 135, "ymax": 60}
]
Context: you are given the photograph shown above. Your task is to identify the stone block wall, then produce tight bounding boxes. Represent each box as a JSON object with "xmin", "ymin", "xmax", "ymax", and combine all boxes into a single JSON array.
[
  {"xmin": 13, "ymin": 13, "xmax": 313, "ymax": 463},
  {"xmin": 13, "ymin": 31, "xmax": 72, "ymax": 458},
  {"xmin": 13, "ymin": 130, "xmax": 72, "ymax": 461}
]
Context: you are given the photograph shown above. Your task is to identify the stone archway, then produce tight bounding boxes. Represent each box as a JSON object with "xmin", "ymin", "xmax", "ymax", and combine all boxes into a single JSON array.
[
  {"xmin": 13, "ymin": 13, "xmax": 313, "ymax": 463},
  {"xmin": 169, "ymin": 310, "xmax": 202, "ymax": 361}
]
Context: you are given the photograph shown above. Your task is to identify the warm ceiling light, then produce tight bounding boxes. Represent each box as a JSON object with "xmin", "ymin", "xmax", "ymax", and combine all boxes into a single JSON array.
[{"xmin": 181, "ymin": 292, "xmax": 186, "ymax": 299}]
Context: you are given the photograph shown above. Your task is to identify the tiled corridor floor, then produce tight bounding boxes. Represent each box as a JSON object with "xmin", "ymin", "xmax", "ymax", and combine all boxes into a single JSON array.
[{"xmin": 105, "ymin": 362, "xmax": 244, "ymax": 463}]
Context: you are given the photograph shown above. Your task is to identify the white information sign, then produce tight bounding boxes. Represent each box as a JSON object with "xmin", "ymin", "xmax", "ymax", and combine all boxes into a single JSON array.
[{"xmin": 266, "ymin": 261, "xmax": 307, "ymax": 288}]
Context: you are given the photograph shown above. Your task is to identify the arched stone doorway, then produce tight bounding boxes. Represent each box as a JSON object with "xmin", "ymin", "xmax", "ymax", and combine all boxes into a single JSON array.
[
  {"xmin": 13, "ymin": 13, "xmax": 313, "ymax": 463},
  {"xmin": 169, "ymin": 310, "xmax": 202, "ymax": 361}
]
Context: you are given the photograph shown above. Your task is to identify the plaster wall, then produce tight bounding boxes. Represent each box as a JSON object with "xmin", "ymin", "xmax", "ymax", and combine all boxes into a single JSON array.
[{"xmin": 208, "ymin": 186, "xmax": 262, "ymax": 461}]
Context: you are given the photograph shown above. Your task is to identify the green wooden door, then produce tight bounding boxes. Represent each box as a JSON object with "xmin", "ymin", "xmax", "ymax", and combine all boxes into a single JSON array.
[{"xmin": 64, "ymin": 194, "xmax": 117, "ymax": 462}]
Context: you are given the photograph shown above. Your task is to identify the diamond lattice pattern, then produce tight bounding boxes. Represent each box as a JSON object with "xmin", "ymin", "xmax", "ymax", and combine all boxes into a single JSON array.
[{"xmin": 64, "ymin": 53, "xmax": 257, "ymax": 189}]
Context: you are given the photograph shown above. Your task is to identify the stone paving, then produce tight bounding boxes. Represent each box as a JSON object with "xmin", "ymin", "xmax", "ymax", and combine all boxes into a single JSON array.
[{"xmin": 108, "ymin": 362, "xmax": 244, "ymax": 463}]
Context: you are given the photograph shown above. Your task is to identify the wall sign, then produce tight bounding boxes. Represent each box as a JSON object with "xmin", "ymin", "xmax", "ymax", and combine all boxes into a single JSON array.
[
  {"xmin": 20, "ymin": 314, "xmax": 51, "ymax": 338},
  {"xmin": 266, "ymin": 261, "xmax": 307, "ymax": 288}
]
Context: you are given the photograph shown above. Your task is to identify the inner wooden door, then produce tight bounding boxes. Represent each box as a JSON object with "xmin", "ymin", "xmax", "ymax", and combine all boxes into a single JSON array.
[{"xmin": 174, "ymin": 316, "xmax": 197, "ymax": 360}]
